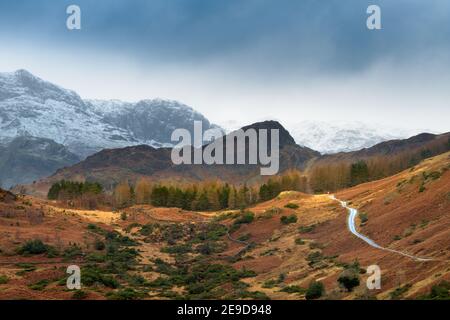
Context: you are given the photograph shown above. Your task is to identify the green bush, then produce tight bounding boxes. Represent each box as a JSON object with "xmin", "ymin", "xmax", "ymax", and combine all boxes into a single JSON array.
[
  {"xmin": 82, "ymin": 266, "xmax": 119, "ymax": 288},
  {"xmin": 284, "ymin": 203, "xmax": 299, "ymax": 209},
  {"xmin": 305, "ymin": 281, "xmax": 325, "ymax": 300},
  {"xmin": 280, "ymin": 214, "xmax": 298, "ymax": 225},
  {"xmin": 298, "ymin": 225, "xmax": 316, "ymax": 233},
  {"xmin": 107, "ymin": 288, "xmax": 144, "ymax": 300},
  {"xmin": 295, "ymin": 238, "xmax": 305, "ymax": 245},
  {"xmin": 28, "ymin": 279, "xmax": 50, "ymax": 291},
  {"xmin": 429, "ymin": 281, "xmax": 450, "ymax": 300},
  {"xmin": 0, "ymin": 275, "xmax": 9, "ymax": 284},
  {"xmin": 72, "ymin": 290, "xmax": 88, "ymax": 300},
  {"xmin": 338, "ymin": 270, "xmax": 360, "ymax": 292},
  {"xmin": 63, "ymin": 245, "xmax": 83, "ymax": 259},
  {"xmin": 262, "ymin": 279, "xmax": 278, "ymax": 289},
  {"xmin": 17, "ymin": 239, "xmax": 56, "ymax": 256},
  {"xmin": 359, "ymin": 213, "xmax": 368, "ymax": 224},
  {"xmin": 94, "ymin": 239, "xmax": 105, "ymax": 251},
  {"xmin": 419, "ymin": 183, "xmax": 426, "ymax": 193},
  {"xmin": 161, "ymin": 244, "xmax": 192, "ymax": 254},
  {"xmin": 234, "ymin": 212, "xmax": 255, "ymax": 225},
  {"xmin": 281, "ymin": 285, "xmax": 305, "ymax": 294},
  {"xmin": 390, "ymin": 284, "xmax": 412, "ymax": 299}
]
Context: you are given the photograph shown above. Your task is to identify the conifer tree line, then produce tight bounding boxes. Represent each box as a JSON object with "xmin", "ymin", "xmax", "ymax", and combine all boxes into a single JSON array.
[
  {"xmin": 47, "ymin": 138, "xmax": 450, "ymax": 209},
  {"xmin": 309, "ymin": 142, "xmax": 450, "ymax": 193},
  {"xmin": 113, "ymin": 170, "xmax": 308, "ymax": 210}
]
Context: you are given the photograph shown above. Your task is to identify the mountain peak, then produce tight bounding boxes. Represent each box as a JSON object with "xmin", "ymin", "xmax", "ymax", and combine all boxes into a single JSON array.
[
  {"xmin": 241, "ymin": 120, "xmax": 297, "ymax": 147},
  {"xmin": 14, "ymin": 69, "xmax": 35, "ymax": 78}
]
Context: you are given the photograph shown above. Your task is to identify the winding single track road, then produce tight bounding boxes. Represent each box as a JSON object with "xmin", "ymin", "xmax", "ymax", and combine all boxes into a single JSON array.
[{"xmin": 330, "ymin": 195, "xmax": 433, "ymax": 262}]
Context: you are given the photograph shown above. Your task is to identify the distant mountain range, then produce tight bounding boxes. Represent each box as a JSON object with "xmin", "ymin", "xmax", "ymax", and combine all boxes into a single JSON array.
[
  {"xmin": 219, "ymin": 120, "xmax": 432, "ymax": 154},
  {"xmin": 0, "ymin": 70, "xmax": 218, "ymax": 187},
  {"xmin": 0, "ymin": 70, "xmax": 217, "ymax": 158},
  {"xmin": 24, "ymin": 121, "xmax": 320, "ymax": 195},
  {"xmin": 22, "ymin": 120, "xmax": 450, "ymax": 197},
  {"xmin": 289, "ymin": 121, "xmax": 432, "ymax": 154},
  {"xmin": 0, "ymin": 69, "xmax": 447, "ymax": 189}
]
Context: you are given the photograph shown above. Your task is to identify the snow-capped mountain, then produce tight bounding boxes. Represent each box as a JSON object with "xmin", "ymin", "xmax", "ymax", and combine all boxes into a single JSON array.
[
  {"xmin": 289, "ymin": 120, "xmax": 425, "ymax": 154},
  {"xmin": 0, "ymin": 70, "xmax": 218, "ymax": 158},
  {"xmin": 217, "ymin": 119, "xmax": 427, "ymax": 154},
  {"xmin": 87, "ymin": 98, "xmax": 218, "ymax": 146}
]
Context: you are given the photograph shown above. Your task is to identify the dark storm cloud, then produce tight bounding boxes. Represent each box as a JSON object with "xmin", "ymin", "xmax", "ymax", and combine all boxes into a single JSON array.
[{"xmin": 1, "ymin": 0, "xmax": 449, "ymax": 78}]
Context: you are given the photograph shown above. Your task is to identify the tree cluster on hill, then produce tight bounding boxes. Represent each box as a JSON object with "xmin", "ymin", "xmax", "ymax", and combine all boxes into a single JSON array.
[
  {"xmin": 113, "ymin": 170, "xmax": 307, "ymax": 211},
  {"xmin": 48, "ymin": 180, "xmax": 103, "ymax": 200},
  {"xmin": 47, "ymin": 180, "xmax": 104, "ymax": 209},
  {"xmin": 309, "ymin": 141, "xmax": 450, "ymax": 193}
]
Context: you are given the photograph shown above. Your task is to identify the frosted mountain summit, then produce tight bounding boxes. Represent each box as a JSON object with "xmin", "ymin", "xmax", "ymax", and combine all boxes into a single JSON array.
[{"xmin": 0, "ymin": 70, "xmax": 217, "ymax": 158}]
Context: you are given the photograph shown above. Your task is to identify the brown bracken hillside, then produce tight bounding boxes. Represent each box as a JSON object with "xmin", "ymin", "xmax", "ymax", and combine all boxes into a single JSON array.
[{"xmin": 0, "ymin": 152, "xmax": 448, "ymax": 300}]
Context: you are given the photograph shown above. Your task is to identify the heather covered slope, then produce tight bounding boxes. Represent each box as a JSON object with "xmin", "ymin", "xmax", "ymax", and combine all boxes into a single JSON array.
[{"xmin": 0, "ymin": 153, "xmax": 448, "ymax": 300}]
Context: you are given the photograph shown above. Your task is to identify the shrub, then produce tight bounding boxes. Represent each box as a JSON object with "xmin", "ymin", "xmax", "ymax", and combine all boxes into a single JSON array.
[
  {"xmin": 428, "ymin": 281, "xmax": 450, "ymax": 300},
  {"xmin": 262, "ymin": 279, "xmax": 278, "ymax": 289},
  {"xmin": 338, "ymin": 269, "xmax": 360, "ymax": 292},
  {"xmin": 72, "ymin": 290, "xmax": 88, "ymax": 300},
  {"xmin": 139, "ymin": 223, "xmax": 156, "ymax": 236},
  {"xmin": 0, "ymin": 275, "xmax": 9, "ymax": 284},
  {"xmin": 82, "ymin": 266, "xmax": 119, "ymax": 288},
  {"xmin": 230, "ymin": 212, "xmax": 255, "ymax": 232},
  {"xmin": 107, "ymin": 288, "xmax": 143, "ymax": 300},
  {"xmin": 28, "ymin": 279, "xmax": 50, "ymax": 291},
  {"xmin": 298, "ymin": 224, "xmax": 316, "ymax": 233},
  {"xmin": 17, "ymin": 239, "xmax": 54, "ymax": 256},
  {"xmin": 281, "ymin": 285, "xmax": 305, "ymax": 294},
  {"xmin": 161, "ymin": 244, "xmax": 192, "ymax": 254},
  {"xmin": 359, "ymin": 213, "xmax": 368, "ymax": 224},
  {"xmin": 63, "ymin": 244, "xmax": 83, "ymax": 259},
  {"xmin": 15, "ymin": 263, "xmax": 36, "ymax": 273},
  {"xmin": 280, "ymin": 214, "xmax": 297, "ymax": 225},
  {"xmin": 305, "ymin": 281, "xmax": 325, "ymax": 300},
  {"xmin": 238, "ymin": 291, "xmax": 270, "ymax": 300},
  {"xmin": 306, "ymin": 251, "xmax": 324, "ymax": 267},
  {"xmin": 94, "ymin": 239, "xmax": 105, "ymax": 251},
  {"xmin": 284, "ymin": 203, "xmax": 299, "ymax": 209},
  {"xmin": 295, "ymin": 238, "xmax": 305, "ymax": 245},
  {"xmin": 390, "ymin": 284, "xmax": 412, "ymax": 299},
  {"xmin": 234, "ymin": 212, "xmax": 255, "ymax": 225}
]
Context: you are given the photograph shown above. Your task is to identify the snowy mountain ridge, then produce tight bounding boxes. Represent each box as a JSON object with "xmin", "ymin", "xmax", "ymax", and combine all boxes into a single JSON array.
[
  {"xmin": 0, "ymin": 70, "xmax": 217, "ymax": 158},
  {"xmin": 217, "ymin": 119, "xmax": 431, "ymax": 154}
]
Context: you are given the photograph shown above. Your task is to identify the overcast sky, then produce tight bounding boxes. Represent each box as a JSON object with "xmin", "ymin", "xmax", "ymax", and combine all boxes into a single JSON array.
[{"xmin": 0, "ymin": 0, "xmax": 449, "ymax": 132}]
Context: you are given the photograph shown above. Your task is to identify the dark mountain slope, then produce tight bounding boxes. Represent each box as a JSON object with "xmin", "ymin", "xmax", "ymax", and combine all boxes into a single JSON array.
[
  {"xmin": 26, "ymin": 121, "xmax": 320, "ymax": 191},
  {"xmin": 0, "ymin": 136, "xmax": 80, "ymax": 188}
]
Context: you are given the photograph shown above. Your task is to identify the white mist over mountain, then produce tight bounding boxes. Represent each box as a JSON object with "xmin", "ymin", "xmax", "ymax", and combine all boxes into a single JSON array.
[{"xmin": 217, "ymin": 119, "xmax": 436, "ymax": 154}]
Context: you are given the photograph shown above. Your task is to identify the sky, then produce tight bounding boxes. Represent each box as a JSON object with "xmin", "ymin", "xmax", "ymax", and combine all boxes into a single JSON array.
[{"xmin": 0, "ymin": 0, "xmax": 449, "ymax": 132}]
